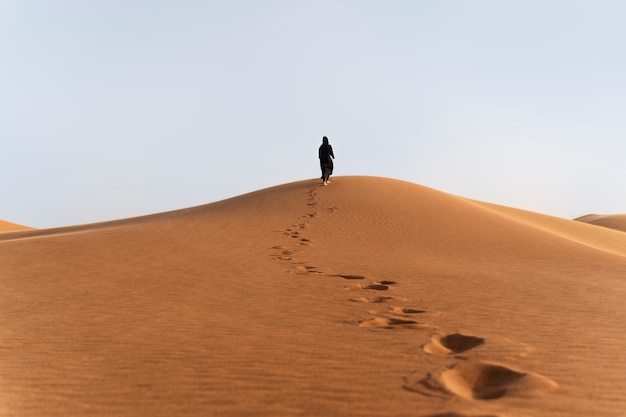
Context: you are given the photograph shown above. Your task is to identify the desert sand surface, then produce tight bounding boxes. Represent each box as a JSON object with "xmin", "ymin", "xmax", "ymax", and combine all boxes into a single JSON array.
[
  {"xmin": 575, "ymin": 213, "xmax": 626, "ymax": 233},
  {"xmin": 0, "ymin": 220, "xmax": 32, "ymax": 232},
  {"xmin": 1, "ymin": 176, "xmax": 625, "ymax": 417}
]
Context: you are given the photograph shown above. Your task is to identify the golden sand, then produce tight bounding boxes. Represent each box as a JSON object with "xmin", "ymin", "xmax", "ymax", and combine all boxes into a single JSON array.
[
  {"xmin": 1, "ymin": 176, "xmax": 625, "ymax": 416},
  {"xmin": 0, "ymin": 219, "xmax": 32, "ymax": 232}
]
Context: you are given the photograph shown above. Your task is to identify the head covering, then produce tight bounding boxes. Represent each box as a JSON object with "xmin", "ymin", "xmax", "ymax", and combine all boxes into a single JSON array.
[{"xmin": 322, "ymin": 136, "xmax": 329, "ymax": 144}]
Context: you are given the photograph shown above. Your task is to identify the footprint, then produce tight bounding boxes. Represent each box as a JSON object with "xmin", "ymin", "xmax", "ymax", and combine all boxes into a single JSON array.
[
  {"xmin": 364, "ymin": 283, "xmax": 390, "ymax": 290},
  {"xmin": 362, "ymin": 313, "xmax": 437, "ymax": 330},
  {"xmin": 358, "ymin": 317, "xmax": 417, "ymax": 328},
  {"xmin": 410, "ymin": 362, "xmax": 558, "ymax": 400},
  {"xmin": 350, "ymin": 296, "xmax": 393, "ymax": 303},
  {"xmin": 289, "ymin": 265, "xmax": 322, "ymax": 275},
  {"xmin": 423, "ymin": 333, "xmax": 485, "ymax": 355},
  {"xmin": 333, "ymin": 274, "xmax": 366, "ymax": 280},
  {"xmin": 304, "ymin": 213, "xmax": 317, "ymax": 218},
  {"xmin": 345, "ymin": 282, "xmax": 394, "ymax": 291},
  {"xmin": 388, "ymin": 306, "xmax": 426, "ymax": 315},
  {"xmin": 326, "ymin": 207, "xmax": 339, "ymax": 213},
  {"xmin": 270, "ymin": 246, "xmax": 295, "ymax": 261}
]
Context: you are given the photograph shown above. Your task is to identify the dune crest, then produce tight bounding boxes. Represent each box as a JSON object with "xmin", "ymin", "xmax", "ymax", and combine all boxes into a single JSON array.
[
  {"xmin": 0, "ymin": 219, "xmax": 32, "ymax": 232},
  {"xmin": 574, "ymin": 213, "xmax": 626, "ymax": 232}
]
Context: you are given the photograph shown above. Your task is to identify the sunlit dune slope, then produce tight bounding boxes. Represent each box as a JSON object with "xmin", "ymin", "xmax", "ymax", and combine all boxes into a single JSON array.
[
  {"xmin": 298, "ymin": 177, "xmax": 626, "ymax": 267},
  {"xmin": 0, "ymin": 219, "xmax": 32, "ymax": 232},
  {"xmin": 4, "ymin": 177, "xmax": 626, "ymax": 261},
  {"xmin": 1, "ymin": 176, "xmax": 625, "ymax": 417},
  {"xmin": 574, "ymin": 213, "xmax": 626, "ymax": 232}
]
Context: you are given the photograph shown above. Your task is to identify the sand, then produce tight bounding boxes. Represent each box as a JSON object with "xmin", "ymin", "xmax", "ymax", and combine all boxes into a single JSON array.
[
  {"xmin": 0, "ymin": 220, "xmax": 32, "ymax": 232},
  {"xmin": 575, "ymin": 213, "xmax": 626, "ymax": 233},
  {"xmin": 1, "ymin": 176, "xmax": 625, "ymax": 417}
]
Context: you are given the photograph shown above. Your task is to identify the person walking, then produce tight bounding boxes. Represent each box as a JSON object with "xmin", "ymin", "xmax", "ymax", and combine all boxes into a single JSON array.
[{"xmin": 318, "ymin": 136, "xmax": 335, "ymax": 185}]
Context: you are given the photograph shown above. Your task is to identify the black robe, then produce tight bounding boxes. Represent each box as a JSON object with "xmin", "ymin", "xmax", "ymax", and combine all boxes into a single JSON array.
[{"xmin": 318, "ymin": 144, "xmax": 334, "ymax": 176}]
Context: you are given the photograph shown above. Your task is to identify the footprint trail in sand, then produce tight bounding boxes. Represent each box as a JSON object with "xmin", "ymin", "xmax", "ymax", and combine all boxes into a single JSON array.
[{"xmin": 270, "ymin": 181, "xmax": 558, "ymax": 416}]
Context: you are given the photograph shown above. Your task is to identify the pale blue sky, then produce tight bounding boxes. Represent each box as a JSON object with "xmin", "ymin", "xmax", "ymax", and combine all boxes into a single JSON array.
[{"xmin": 2, "ymin": 1, "xmax": 625, "ymax": 228}]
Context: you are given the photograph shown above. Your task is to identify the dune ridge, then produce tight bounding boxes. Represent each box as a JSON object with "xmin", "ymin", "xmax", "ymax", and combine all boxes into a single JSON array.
[
  {"xmin": 0, "ymin": 219, "xmax": 32, "ymax": 232},
  {"xmin": 575, "ymin": 213, "xmax": 626, "ymax": 232},
  {"xmin": 1, "ymin": 176, "xmax": 625, "ymax": 417}
]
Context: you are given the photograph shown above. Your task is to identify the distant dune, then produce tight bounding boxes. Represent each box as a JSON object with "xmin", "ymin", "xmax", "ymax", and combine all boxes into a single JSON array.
[
  {"xmin": 1, "ymin": 176, "xmax": 625, "ymax": 417},
  {"xmin": 574, "ymin": 213, "xmax": 626, "ymax": 233},
  {"xmin": 0, "ymin": 219, "xmax": 32, "ymax": 232}
]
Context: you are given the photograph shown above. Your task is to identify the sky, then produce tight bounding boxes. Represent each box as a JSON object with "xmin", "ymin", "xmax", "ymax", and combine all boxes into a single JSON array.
[{"xmin": 2, "ymin": 0, "xmax": 626, "ymax": 228}]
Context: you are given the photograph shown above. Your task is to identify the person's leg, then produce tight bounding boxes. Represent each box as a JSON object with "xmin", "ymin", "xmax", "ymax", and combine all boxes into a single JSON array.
[
  {"xmin": 327, "ymin": 160, "xmax": 333, "ymax": 183},
  {"xmin": 322, "ymin": 163, "xmax": 330, "ymax": 184}
]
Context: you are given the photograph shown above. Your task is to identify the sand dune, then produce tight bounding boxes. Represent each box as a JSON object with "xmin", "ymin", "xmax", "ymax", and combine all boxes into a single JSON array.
[
  {"xmin": 575, "ymin": 213, "xmax": 626, "ymax": 232},
  {"xmin": 1, "ymin": 176, "xmax": 625, "ymax": 417},
  {"xmin": 0, "ymin": 219, "xmax": 32, "ymax": 232}
]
